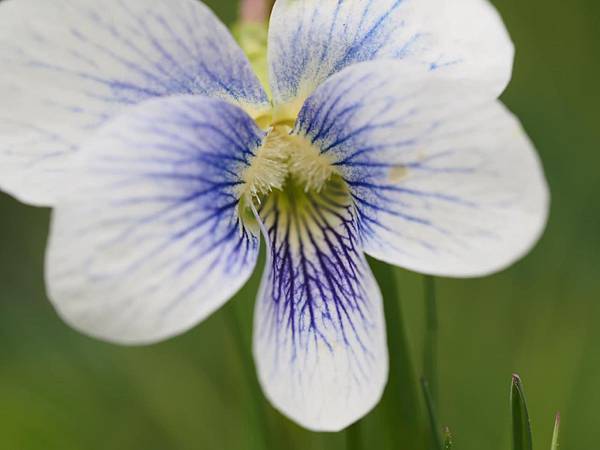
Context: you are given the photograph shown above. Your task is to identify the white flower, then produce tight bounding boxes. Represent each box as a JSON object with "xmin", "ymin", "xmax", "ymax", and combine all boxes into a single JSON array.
[{"xmin": 0, "ymin": 0, "xmax": 549, "ymax": 431}]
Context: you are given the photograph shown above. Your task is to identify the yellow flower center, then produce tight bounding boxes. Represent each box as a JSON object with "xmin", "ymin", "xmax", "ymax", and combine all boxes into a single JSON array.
[
  {"xmin": 236, "ymin": 110, "xmax": 350, "ymax": 236},
  {"xmin": 231, "ymin": 25, "xmax": 348, "ymax": 230},
  {"xmin": 240, "ymin": 124, "xmax": 338, "ymax": 203}
]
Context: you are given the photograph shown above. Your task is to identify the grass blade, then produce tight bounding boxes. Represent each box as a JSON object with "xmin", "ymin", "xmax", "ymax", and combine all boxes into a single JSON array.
[
  {"xmin": 370, "ymin": 259, "xmax": 424, "ymax": 449},
  {"xmin": 346, "ymin": 421, "xmax": 362, "ymax": 450},
  {"xmin": 551, "ymin": 412, "xmax": 561, "ymax": 450},
  {"xmin": 422, "ymin": 377, "xmax": 443, "ymax": 450},
  {"xmin": 423, "ymin": 275, "xmax": 438, "ymax": 405},
  {"xmin": 511, "ymin": 374, "xmax": 533, "ymax": 450},
  {"xmin": 225, "ymin": 301, "xmax": 270, "ymax": 450}
]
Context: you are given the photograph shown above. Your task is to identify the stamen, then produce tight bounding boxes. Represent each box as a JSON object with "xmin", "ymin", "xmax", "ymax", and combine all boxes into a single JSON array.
[
  {"xmin": 240, "ymin": 133, "xmax": 288, "ymax": 203},
  {"xmin": 238, "ymin": 125, "xmax": 341, "ymax": 232},
  {"xmin": 287, "ymin": 137, "xmax": 335, "ymax": 192}
]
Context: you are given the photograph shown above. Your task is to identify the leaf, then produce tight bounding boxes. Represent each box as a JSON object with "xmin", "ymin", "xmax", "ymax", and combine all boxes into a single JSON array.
[{"xmin": 511, "ymin": 374, "xmax": 533, "ymax": 450}]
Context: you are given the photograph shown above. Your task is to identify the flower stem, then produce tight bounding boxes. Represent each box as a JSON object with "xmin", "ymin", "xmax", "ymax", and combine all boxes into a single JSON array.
[
  {"xmin": 225, "ymin": 301, "xmax": 270, "ymax": 450},
  {"xmin": 239, "ymin": 0, "xmax": 269, "ymax": 23},
  {"xmin": 423, "ymin": 275, "xmax": 438, "ymax": 406},
  {"xmin": 370, "ymin": 258, "xmax": 423, "ymax": 449}
]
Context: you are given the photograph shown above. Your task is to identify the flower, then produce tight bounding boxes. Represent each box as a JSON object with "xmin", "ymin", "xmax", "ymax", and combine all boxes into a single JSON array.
[{"xmin": 0, "ymin": 0, "xmax": 549, "ymax": 431}]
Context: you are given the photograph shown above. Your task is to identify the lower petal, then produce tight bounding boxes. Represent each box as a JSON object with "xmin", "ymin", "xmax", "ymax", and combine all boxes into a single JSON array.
[{"xmin": 253, "ymin": 178, "xmax": 388, "ymax": 431}]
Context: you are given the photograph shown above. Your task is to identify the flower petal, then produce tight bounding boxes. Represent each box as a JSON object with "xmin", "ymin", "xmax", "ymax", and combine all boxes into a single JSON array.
[
  {"xmin": 295, "ymin": 61, "xmax": 549, "ymax": 277},
  {"xmin": 0, "ymin": 0, "xmax": 268, "ymax": 206},
  {"xmin": 46, "ymin": 95, "xmax": 263, "ymax": 344},
  {"xmin": 253, "ymin": 179, "xmax": 388, "ymax": 431},
  {"xmin": 268, "ymin": 0, "xmax": 513, "ymax": 106}
]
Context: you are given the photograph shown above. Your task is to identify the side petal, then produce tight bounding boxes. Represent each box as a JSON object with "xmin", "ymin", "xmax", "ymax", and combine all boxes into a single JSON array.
[
  {"xmin": 268, "ymin": 0, "xmax": 513, "ymax": 107},
  {"xmin": 253, "ymin": 179, "xmax": 388, "ymax": 431},
  {"xmin": 295, "ymin": 61, "xmax": 550, "ymax": 277},
  {"xmin": 46, "ymin": 95, "xmax": 263, "ymax": 345},
  {"xmin": 0, "ymin": 0, "xmax": 268, "ymax": 206}
]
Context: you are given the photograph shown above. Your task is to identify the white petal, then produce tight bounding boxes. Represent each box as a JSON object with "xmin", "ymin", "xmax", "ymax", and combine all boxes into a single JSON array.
[
  {"xmin": 253, "ymin": 180, "xmax": 388, "ymax": 431},
  {"xmin": 295, "ymin": 61, "xmax": 549, "ymax": 277},
  {"xmin": 268, "ymin": 0, "xmax": 513, "ymax": 106},
  {"xmin": 46, "ymin": 95, "xmax": 263, "ymax": 344},
  {"xmin": 0, "ymin": 0, "xmax": 268, "ymax": 206}
]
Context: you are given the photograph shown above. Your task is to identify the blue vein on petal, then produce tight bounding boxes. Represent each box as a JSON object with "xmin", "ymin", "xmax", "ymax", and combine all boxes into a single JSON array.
[
  {"xmin": 64, "ymin": 3, "xmax": 262, "ymax": 103},
  {"xmin": 294, "ymin": 67, "xmax": 488, "ymax": 259},
  {"xmin": 257, "ymin": 182, "xmax": 378, "ymax": 383},
  {"xmin": 53, "ymin": 99, "xmax": 263, "ymax": 320},
  {"xmin": 271, "ymin": 0, "xmax": 434, "ymax": 101},
  {"xmin": 2, "ymin": 0, "xmax": 267, "ymax": 166}
]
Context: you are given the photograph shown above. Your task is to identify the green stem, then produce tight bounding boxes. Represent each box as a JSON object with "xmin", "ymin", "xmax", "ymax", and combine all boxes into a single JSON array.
[
  {"xmin": 225, "ymin": 301, "xmax": 269, "ymax": 450},
  {"xmin": 423, "ymin": 275, "xmax": 439, "ymax": 406},
  {"xmin": 239, "ymin": 0, "xmax": 268, "ymax": 23},
  {"xmin": 346, "ymin": 421, "xmax": 362, "ymax": 450},
  {"xmin": 370, "ymin": 258, "xmax": 423, "ymax": 449}
]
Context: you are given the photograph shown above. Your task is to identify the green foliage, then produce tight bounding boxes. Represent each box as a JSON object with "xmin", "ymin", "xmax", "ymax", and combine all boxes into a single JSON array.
[
  {"xmin": 511, "ymin": 375, "xmax": 533, "ymax": 450},
  {"xmin": 231, "ymin": 20, "xmax": 270, "ymax": 95}
]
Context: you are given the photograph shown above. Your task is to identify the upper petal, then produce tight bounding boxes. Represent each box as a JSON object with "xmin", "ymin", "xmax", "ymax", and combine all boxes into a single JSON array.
[
  {"xmin": 268, "ymin": 0, "xmax": 513, "ymax": 107},
  {"xmin": 46, "ymin": 95, "xmax": 263, "ymax": 344},
  {"xmin": 0, "ymin": 0, "xmax": 268, "ymax": 206},
  {"xmin": 295, "ymin": 61, "xmax": 549, "ymax": 277},
  {"xmin": 253, "ymin": 178, "xmax": 388, "ymax": 431}
]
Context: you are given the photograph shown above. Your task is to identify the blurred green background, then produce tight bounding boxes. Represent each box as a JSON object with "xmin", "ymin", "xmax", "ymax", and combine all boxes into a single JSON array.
[{"xmin": 1, "ymin": 0, "xmax": 599, "ymax": 449}]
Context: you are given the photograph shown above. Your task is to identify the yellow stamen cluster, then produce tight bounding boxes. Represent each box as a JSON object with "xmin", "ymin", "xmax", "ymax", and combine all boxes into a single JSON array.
[
  {"xmin": 240, "ymin": 126, "xmax": 337, "ymax": 207},
  {"xmin": 287, "ymin": 135, "xmax": 336, "ymax": 192},
  {"xmin": 241, "ymin": 132, "xmax": 288, "ymax": 202}
]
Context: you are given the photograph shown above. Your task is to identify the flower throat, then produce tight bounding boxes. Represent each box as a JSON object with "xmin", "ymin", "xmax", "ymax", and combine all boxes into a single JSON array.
[{"xmin": 238, "ymin": 125, "xmax": 350, "ymax": 231}]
